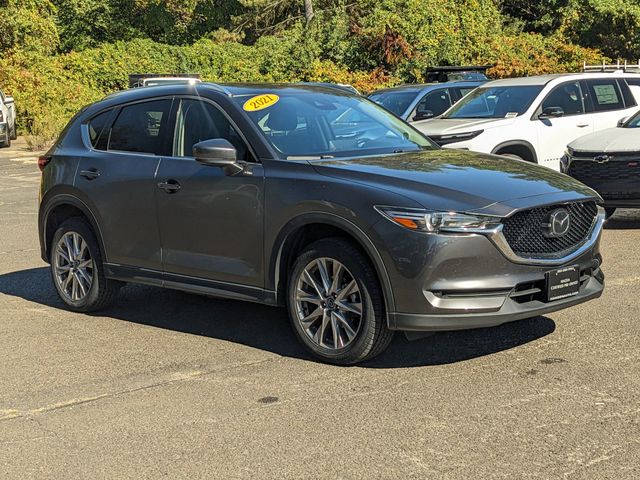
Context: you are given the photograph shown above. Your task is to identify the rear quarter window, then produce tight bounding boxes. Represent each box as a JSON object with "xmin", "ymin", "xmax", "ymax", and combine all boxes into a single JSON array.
[{"xmin": 87, "ymin": 110, "xmax": 112, "ymax": 150}]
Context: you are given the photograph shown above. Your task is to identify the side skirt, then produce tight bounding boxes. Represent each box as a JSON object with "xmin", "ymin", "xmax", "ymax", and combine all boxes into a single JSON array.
[{"xmin": 104, "ymin": 263, "xmax": 278, "ymax": 306}]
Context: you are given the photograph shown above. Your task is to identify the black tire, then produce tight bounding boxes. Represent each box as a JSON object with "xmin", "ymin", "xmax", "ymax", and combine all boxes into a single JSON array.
[
  {"xmin": 605, "ymin": 207, "xmax": 616, "ymax": 219},
  {"xmin": 50, "ymin": 217, "xmax": 121, "ymax": 312},
  {"xmin": 287, "ymin": 238, "xmax": 394, "ymax": 365},
  {"xmin": 10, "ymin": 124, "xmax": 17, "ymax": 140},
  {"xmin": 1, "ymin": 132, "xmax": 10, "ymax": 148}
]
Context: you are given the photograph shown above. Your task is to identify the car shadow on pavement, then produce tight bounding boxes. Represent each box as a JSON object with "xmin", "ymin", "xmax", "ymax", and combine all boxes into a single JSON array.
[
  {"xmin": 0, "ymin": 267, "xmax": 556, "ymax": 369},
  {"xmin": 604, "ymin": 209, "xmax": 640, "ymax": 230}
]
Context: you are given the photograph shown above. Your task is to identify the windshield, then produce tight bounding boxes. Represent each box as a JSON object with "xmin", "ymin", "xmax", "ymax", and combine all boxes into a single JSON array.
[
  {"xmin": 625, "ymin": 110, "xmax": 640, "ymax": 128},
  {"xmin": 443, "ymin": 85, "xmax": 543, "ymax": 119},
  {"xmin": 236, "ymin": 91, "xmax": 436, "ymax": 159},
  {"xmin": 368, "ymin": 91, "xmax": 418, "ymax": 117}
]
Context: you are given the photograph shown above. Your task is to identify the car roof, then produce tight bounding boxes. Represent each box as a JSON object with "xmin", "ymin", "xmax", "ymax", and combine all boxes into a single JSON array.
[
  {"xmin": 86, "ymin": 82, "xmax": 358, "ymax": 118},
  {"xmin": 483, "ymin": 72, "xmax": 640, "ymax": 87},
  {"xmin": 369, "ymin": 81, "xmax": 484, "ymax": 95}
]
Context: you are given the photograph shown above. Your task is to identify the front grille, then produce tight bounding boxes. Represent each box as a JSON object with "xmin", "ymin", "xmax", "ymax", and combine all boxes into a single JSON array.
[
  {"xmin": 569, "ymin": 158, "xmax": 640, "ymax": 182},
  {"xmin": 501, "ymin": 201, "xmax": 598, "ymax": 259}
]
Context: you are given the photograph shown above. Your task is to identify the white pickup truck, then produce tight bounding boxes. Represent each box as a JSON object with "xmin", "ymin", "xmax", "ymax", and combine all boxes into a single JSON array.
[{"xmin": 0, "ymin": 89, "xmax": 16, "ymax": 148}]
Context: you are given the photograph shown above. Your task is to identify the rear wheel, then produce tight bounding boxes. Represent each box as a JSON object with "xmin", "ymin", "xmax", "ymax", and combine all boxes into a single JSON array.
[
  {"xmin": 10, "ymin": 123, "xmax": 17, "ymax": 140},
  {"xmin": 50, "ymin": 218, "xmax": 121, "ymax": 312},
  {"xmin": 1, "ymin": 131, "xmax": 10, "ymax": 148},
  {"xmin": 287, "ymin": 238, "xmax": 394, "ymax": 365}
]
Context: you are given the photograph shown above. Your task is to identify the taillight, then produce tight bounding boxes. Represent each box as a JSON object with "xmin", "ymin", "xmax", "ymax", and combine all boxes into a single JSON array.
[{"xmin": 38, "ymin": 156, "xmax": 51, "ymax": 171}]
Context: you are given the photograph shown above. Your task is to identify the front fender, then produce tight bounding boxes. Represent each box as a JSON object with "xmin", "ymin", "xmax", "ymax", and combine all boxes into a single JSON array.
[{"xmin": 268, "ymin": 211, "xmax": 396, "ymax": 315}]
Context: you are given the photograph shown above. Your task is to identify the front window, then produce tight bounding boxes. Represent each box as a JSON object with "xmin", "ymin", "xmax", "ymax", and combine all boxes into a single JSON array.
[
  {"xmin": 368, "ymin": 91, "xmax": 419, "ymax": 117},
  {"xmin": 625, "ymin": 110, "xmax": 640, "ymax": 128},
  {"xmin": 443, "ymin": 85, "xmax": 543, "ymax": 119},
  {"xmin": 236, "ymin": 91, "xmax": 436, "ymax": 159}
]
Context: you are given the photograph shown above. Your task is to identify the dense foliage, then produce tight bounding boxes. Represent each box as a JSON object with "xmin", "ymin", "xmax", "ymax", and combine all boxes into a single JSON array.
[{"xmin": 0, "ymin": 0, "xmax": 635, "ymax": 141}]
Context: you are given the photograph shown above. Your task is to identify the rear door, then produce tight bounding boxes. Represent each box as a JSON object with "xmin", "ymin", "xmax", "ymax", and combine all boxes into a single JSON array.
[
  {"xmin": 586, "ymin": 78, "xmax": 638, "ymax": 131},
  {"xmin": 534, "ymin": 80, "xmax": 594, "ymax": 170},
  {"xmin": 75, "ymin": 98, "xmax": 173, "ymax": 274},
  {"xmin": 154, "ymin": 97, "xmax": 265, "ymax": 290}
]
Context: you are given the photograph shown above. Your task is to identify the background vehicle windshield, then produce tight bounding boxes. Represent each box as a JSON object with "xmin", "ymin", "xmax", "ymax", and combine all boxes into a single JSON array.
[
  {"xmin": 237, "ymin": 91, "xmax": 435, "ymax": 159},
  {"xmin": 367, "ymin": 91, "xmax": 418, "ymax": 117},
  {"xmin": 443, "ymin": 85, "xmax": 542, "ymax": 119},
  {"xmin": 625, "ymin": 110, "xmax": 640, "ymax": 128}
]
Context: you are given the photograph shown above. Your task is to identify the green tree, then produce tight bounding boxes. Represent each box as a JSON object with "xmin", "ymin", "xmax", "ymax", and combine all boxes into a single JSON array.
[{"xmin": 0, "ymin": 0, "xmax": 59, "ymax": 55}]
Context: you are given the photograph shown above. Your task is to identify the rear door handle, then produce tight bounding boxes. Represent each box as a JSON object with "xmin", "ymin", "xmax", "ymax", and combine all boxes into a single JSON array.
[
  {"xmin": 157, "ymin": 180, "xmax": 181, "ymax": 193},
  {"xmin": 576, "ymin": 122, "xmax": 589, "ymax": 128},
  {"xmin": 79, "ymin": 169, "xmax": 100, "ymax": 180}
]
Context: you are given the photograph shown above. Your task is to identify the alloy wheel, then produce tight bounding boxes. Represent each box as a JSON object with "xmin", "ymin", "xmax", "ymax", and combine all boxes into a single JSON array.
[
  {"xmin": 53, "ymin": 231, "xmax": 94, "ymax": 302},
  {"xmin": 294, "ymin": 257, "xmax": 363, "ymax": 350}
]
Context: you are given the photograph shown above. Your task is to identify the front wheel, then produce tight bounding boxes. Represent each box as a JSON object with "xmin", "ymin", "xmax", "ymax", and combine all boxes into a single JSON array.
[
  {"xmin": 50, "ymin": 218, "xmax": 121, "ymax": 312},
  {"xmin": 287, "ymin": 238, "xmax": 394, "ymax": 365}
]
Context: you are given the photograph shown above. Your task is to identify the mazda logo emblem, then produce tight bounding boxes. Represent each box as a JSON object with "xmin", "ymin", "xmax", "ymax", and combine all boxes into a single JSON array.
[
  {"xmin": 542, "ymin": 208, "xmax": 571, "ymax": 238},
  {"xmin": 594, "ymin": 154, "xmax": 610, "ymax": 164}
]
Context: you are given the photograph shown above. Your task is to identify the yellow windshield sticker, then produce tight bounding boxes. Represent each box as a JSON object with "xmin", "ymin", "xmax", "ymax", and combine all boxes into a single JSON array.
[{"xmin": 243, "ymin": 94, "xmax": 279, "ymax": 112}]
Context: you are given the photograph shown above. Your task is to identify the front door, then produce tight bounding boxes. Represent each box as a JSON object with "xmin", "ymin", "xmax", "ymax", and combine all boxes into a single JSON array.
[
  {"xmin": 534, "ymin": 80, "xmax": 594, "ymax": 170},
  {"xmin": 155, "ymin": 98, "xmax": 265, "ymax": 289},
  {"xmin": 75, "ymin": 98, "xmax": 173, "ymax": 272}
]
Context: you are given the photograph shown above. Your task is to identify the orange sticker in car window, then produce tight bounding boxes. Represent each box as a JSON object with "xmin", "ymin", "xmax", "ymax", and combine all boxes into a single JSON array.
[{"xmin": 243, "ymin": 94, "xmax": 279, "ymax": 112}]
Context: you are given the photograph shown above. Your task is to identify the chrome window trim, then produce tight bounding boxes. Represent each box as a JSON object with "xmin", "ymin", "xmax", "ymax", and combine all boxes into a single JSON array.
[{"xmin": 486, "ymin": 207, "xmax": 605, "ymax": 266}]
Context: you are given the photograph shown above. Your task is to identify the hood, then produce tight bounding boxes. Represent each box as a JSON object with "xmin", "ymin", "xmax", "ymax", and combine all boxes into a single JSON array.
[
  {"xmin": 412, "ymin": 117, "xmax": 516, "ymax": 135},
  {"xmin": 311, "ymin": 149, "xmax": 598, "ymax": 216},
  {"xmin": 569, "ymin": 127, "xmax": 640, "ymax": 153}
]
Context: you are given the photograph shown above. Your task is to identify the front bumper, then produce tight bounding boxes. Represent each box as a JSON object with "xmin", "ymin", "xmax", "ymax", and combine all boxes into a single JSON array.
[
  {"xmin": 389, "ymin": 267, "xmax": 604, "ymax": 331},
  {"xmin": 368, "ymin": 203, "xmax": 605, "ymax": 332}
]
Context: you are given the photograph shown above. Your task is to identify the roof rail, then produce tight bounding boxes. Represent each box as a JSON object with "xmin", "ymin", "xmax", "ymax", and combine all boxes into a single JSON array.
[
  {"xmin": 206, "ymin": 82, "xmax": 233, "ymax": 96},
  {"xmin": 583, "ymin": 60, "xmax": 640, "ymax": 73}
]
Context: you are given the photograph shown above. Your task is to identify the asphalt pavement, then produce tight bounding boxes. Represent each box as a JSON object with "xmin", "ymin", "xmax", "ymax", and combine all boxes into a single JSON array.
[{"xmin": 0, "ymin": 140, "xmax": 638, "ymax": 479}]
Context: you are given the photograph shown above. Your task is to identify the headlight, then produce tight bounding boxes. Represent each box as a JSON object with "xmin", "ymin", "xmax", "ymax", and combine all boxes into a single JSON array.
[
  {"xmin": 431, "ymin": 130, "xmax": 483, "ymax": 146},
  {"xmin": 375, "ymin": 206, "xmax": 501, "ymax": 233}
]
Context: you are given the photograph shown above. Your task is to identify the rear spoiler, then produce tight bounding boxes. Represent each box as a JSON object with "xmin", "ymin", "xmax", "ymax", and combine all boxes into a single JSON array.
[{"xmin": 425, "ymin": 65, "xmax": 492, "ymax": 83}]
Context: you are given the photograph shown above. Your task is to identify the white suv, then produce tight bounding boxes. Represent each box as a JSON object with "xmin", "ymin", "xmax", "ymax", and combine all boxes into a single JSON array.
[
  {"xmin": 414, "ymin": 73, "xmax": 640, "ymax": 171},
  {"xmin": 0, "ymin": 89, "xmax": 16, "ymax": 148}
]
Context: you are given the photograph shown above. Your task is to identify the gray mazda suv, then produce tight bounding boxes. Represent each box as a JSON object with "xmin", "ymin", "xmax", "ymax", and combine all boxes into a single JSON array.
[{"xmin": 38, "ymin": 83, "xmax": 605, "ymax": 364}]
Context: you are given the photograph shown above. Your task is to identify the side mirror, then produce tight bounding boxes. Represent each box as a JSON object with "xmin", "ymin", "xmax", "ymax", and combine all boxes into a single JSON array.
[
  {"xmin": 617, "ymin": 116, "xmax": 629, "ymax": 127},
  {"xmin": 4, "ymin": 96, "xmax": 14, "ymax": 104},
  {"xmin": 539, "ymin": 106, "xmax": 564, "ymax": 119},
  {"xmin": 193, "ymin": 139, "xmax": 243, "ymax": 174},
  {"xmin": 413, "ymin": 109, "xmax": 434, "ymax": 121}
]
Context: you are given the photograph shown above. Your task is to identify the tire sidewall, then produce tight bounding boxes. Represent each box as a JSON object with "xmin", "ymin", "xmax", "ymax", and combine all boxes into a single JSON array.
[
  {"xmin": 50, "ymin": 219, "xmax": 103, "ymax": 312},
  {"xmin": 287, "ymin": 240, "xmax": 383, "ymax": 364}
]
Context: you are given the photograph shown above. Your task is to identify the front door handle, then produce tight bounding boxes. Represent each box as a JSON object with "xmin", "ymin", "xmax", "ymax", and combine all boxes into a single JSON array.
[
  {"xmin": 79, "ymin": 168, "xmax": 100, "ymax": 180},
  {"xmin": 157, "ymin": 179, "xmax": 181, "ymax": 193}
]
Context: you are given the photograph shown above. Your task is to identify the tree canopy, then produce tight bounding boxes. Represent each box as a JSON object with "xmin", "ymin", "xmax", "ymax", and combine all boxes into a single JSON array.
[{"xmin": 0, "ymin": 0, "xmax": 635, "ymax": 141}]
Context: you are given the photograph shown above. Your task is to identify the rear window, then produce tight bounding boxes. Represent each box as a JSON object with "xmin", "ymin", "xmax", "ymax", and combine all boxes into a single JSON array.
[{"xmin": 108, "ymin": 100, "xmax": 172, "ymax": 155}]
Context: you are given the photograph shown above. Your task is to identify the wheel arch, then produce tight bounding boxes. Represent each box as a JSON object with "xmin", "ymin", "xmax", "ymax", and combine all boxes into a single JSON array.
[
  {"xmin": 491, "ymin": 140, "xmax": 538, "ymax": 163},
  {"xmin": 40, "ymin": 194, "xmax": 106, "ymax": 264},
  {"xmin": 269, "ymin": 212, "xmax": 396, "ymax": 315}
]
